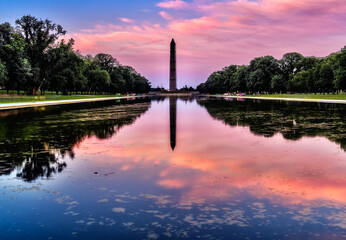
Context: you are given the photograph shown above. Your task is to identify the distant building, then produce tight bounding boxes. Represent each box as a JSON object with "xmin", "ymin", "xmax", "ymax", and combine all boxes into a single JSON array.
[{"xmin": 169, "ymin": 39, "xmax": 177, "ymax": 91}]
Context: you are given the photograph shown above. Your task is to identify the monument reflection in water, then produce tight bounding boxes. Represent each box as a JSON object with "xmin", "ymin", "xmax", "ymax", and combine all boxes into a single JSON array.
[
  {"xmin": 0, "ymin": 97, "xmax": 345, "ymax": 240},
  {"xmin": 169, "ymin": 97, "xmax": 177, "ymax": 150}
]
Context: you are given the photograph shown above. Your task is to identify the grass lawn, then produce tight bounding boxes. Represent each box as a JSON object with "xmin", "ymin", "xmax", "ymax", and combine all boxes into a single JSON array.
[{"xmin": 0, "ymin": 91, "xmax": 125, "ymax": 104}]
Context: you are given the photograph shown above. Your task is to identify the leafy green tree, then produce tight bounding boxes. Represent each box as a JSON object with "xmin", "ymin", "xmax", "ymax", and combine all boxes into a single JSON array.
[
  {"xmin": 222, "ymin": 65, "xmax": 238, "ymax": 92},
  {"xmin": 95, "ymin": 53, "xmax": 119, "ymax": 73},
  {"xmin": 279, "ymin": 52, "xmax": 303, "ymax": 91},
  {"xmin": 199, "ymin": 46, "xmax": 346, "ymax": 94},
  {"xmin": 0, "ymin": 22, "xmax": 31, "ymax": 94},
  {"xmin": 247, "ymin": 56, "xmax": 280, "ymax": 92},
  {"xmin": 296, "ymin": 57, "xmax": 320, "ymax": 92},
  {"xmin": 332, "ymin": 46, "xmax": 346, "ymax": 90},
  {"xmin": 0, "ymin": 59, "xmax": 8, "ymax": 87},
  {"xmin": 118, "ymin": 65, "xmax": 150, "ymax": 93},
  {"xmin": 314, "ymin": 58, "xmax": 334, "ymax": 92},
  {"xmin": 204, "ymin": 71, "xmax": 228, "ymax": 93},
  {"xmin": 290, "ymin": 69, "xmax": 315, "ymax": 92},
  {"xmin": 281, "ymin": 52, "xmax": 303, "ymax": 73},
  {"xmin": 196, "ymin": 82, "xmax": 206, "ymax": 93},
  {"xmin": 109, "ymin": 67, "xmax": 126, "ymax": 93},
  {"xmin": 47, "ymin": 39, "xmax": 86, "ymax": 94},
  {"xmin": 88, "ymin": 69, "xmax": 110, "ymax": 93},
  {"xmin": 94, "ymin": 54, "xmax": 128, "ymax": 94},
  {"xmin": 233, "ymin": 65, "xmax": 248, "ymax": 92},
  {"xmin": 271, "ymin": 74, "xmax": 286, "ymax": 92},
  {"xmin": 15, "ymin": 15, "xmax": 66, "ymax": 94},
  {"xmin": 132, "ymin": 74, "xmax": 151, "ymax": 93}
]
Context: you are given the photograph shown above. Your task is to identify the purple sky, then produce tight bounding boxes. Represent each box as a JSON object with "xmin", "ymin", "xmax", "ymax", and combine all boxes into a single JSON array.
[{"xmin": 1, "ymin": 0, "xmax": 346, "ymax": 88}]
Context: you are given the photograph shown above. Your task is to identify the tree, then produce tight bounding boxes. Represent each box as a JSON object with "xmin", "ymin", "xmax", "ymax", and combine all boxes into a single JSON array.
[
  {"xmin": 109, "ymin": 67, "xmax": 126, "ymax": 93},
  {"xmin": 332, "ymin": 46, "xmax": 346, "ymax": 90},
  {"xmin": 295, "ymin": 57, "xmax": 320, "ymax": 92},
  {"xmin": 247, "ymin": 56, "xmax": 280, "ymax": 92},
  {"xmin": 204, "ymin": 71, "xmax": 228, "ymax": 93},
  {"xmin": 315, "ymin": 58, "xmax": 334, "ymax": 92},
  {"xmin": 0, "ymin": 59, "xmax": 8, "ymax": 87},
  {"xmin": 271, "ymin": 74, "xmax": 286, "ymax": 93},
  {"xmin": 15, "ymin": 15, "xmax": 66, "ymax": 94},
  {"xmin": 222, "ymin": 65, "xmax": 238, "ymax": 92},
  {"xmin": 233, "ymin": 65, "xmax": 248, "ymax": 92},
  {"xmin": 95, "ymin": 53, "xmax": 119, "ymax": 73},
  {"xmin": 0, "ymin": 22, "xmax": 31, "ymax": 94},
  {"xmin": 88, "ymin": 69, "xmax": 110, "ymax": 94},
  {"xmin": 280, "ymin": 52, "xmax": 303, "ymax": 91},
  {"xmin": 118, "ymin": 65, "xmax": 151, "ymax": 93},
  {"xmin": 47, "ymin": 39, "xmax": 86, "ymax": 94},
  {"xmin": 196, "ymin": 82, "xmax": 206, "ymax": 93},
  {"xmin": 290, "ymin": 69, "xmax": 314, "ymax": 92}
]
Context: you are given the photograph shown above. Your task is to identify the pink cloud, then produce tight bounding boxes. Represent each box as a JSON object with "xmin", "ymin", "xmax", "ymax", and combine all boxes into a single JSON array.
[
  {"xmin": 157, "ymin": 0, "xmax": 190, "ymax": 10},
  {"xmin": 159, "ymin": 11, "xmax": 174, "ymax": 21},
  {"xmin": 68, "ymin": 0, "xmax": 346, "ymax": 88},
  {"xmin": 119, "ymin": 17, "xmax": 135, "ymax": 24}
]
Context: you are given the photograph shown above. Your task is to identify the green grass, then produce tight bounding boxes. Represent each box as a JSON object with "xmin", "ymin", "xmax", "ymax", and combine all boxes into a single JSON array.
[
  {"xmin": 215, "ymin": 93, "xmax": 346, "ymax": 101},
  {"xmin": 0, "ymin": 92, "xmax": 125, "ymax": 104}
]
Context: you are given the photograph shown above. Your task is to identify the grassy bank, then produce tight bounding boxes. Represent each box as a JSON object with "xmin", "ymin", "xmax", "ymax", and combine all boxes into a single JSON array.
[
  {"xmin": 0, "ymin": 92, "xmax": 124, "ymax": 104},
  {"xmin": 215, "ymin": 93, "xmax": 346, "ymax": 101}
]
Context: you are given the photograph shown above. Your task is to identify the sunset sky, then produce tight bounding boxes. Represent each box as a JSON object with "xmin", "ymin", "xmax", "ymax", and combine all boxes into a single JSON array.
[{"xmin": 1, "ymin": 0, "xmax": 346, "ymax": 88}]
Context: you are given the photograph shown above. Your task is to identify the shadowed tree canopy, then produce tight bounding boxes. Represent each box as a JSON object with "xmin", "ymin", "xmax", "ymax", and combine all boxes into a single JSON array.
[
  {"xmin": 247, "ymin": 56, "xmax": 280, "ymax": 92},
  {"xmin": 0, "ymin": 15, "xmax": 151, "ymax": 95},
  {"xmin": 95, "ymin": 53, "xmax": 119, "ymax": 73},
  {"xmin": 47, "ymin": 39, "xmax": 86, "ymax": 95},
  {"xmin": 15, "ymin": 15, "xmax": 66, "ymax": 94},
  {"xmin": 198, "ymin": 47, "xmax": 346, "ymax": 94},
  {"xmin": 0, "ymin": 22, "xmax": 32, "ymax": 94}
]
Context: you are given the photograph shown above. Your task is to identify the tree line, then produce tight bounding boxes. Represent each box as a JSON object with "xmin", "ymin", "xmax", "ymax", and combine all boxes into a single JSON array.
[
  {"xmin": 197, "ymin": 48, "xmax": 346, "ymax": 94},
  {"xmin": 0, "ymin": 15, "xmax": 151, "ymax": 95}
]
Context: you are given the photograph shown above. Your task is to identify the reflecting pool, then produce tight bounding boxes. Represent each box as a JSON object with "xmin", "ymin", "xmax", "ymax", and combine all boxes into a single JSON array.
[{"xmin": 0, "ymin": 97, "xmax": 345, "ymax": 240}]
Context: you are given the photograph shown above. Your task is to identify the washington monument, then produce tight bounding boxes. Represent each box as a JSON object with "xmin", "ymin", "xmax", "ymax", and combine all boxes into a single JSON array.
[{"xmin": 169, "ymin": 39, "xmax": 177, "ymax": 91}]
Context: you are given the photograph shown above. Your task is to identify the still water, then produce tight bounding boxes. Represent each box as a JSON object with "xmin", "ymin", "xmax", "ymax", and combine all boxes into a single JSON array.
[{"xmin": 0, "ymin": 97, "xmax": 345, "ymax": 240}]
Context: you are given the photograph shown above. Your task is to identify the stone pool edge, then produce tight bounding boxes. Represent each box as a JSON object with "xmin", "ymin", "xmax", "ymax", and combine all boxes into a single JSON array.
[
  {"xmin": 211, "ymin": 95, "xmax": 346, "ymax": 104},
  {"xmin": 0, "ymin": 96, "xmax": 141, "ymax": 110}
]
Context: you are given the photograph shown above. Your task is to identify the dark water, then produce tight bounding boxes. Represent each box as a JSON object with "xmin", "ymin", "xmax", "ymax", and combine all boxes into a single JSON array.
[{"xmin": 0, "ymin": 97, "xmax": 345, "ymax": 240}]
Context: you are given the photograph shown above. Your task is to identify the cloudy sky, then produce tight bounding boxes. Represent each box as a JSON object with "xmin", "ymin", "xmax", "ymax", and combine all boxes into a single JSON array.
[{"xmin": 1, "ymin": 0, "xmax": 346, "ymax": 88}]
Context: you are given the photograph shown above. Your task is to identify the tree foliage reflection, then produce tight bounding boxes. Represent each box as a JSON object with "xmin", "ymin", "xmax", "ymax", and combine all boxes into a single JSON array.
[
  {"xmin": 0, "ymin": 99, "xmax": 151, "ymax": 181},
  {"xmin": 198, "ymin": 98, "xmax": 345, "ymax": 151}
]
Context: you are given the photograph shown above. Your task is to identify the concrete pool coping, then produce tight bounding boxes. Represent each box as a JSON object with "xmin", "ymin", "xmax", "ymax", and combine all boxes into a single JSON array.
[
  {"xmin": 0, "ymin": 96, "xmax": 140, "ymax": 110},
  {"xmin": 212, "ymin": 95, "xmax": 346, "ymax": 104},
  {"xmin": 0, "ymin": 95, "xmax": 345, "ymax": 111}
]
